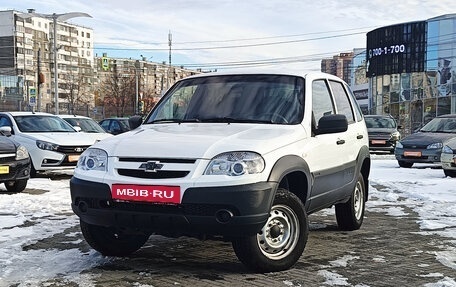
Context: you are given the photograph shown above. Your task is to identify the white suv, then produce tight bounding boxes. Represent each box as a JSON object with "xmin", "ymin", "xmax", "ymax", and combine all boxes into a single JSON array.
[{"xmin": 70, "ymin": 71, "xmax": 371, "ymax": 272}]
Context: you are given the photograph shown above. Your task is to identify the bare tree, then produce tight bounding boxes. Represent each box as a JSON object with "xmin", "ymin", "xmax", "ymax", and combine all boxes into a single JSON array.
[{"xmin": 100, "ymin": 67, "xmax": 136, "ymax": 117}]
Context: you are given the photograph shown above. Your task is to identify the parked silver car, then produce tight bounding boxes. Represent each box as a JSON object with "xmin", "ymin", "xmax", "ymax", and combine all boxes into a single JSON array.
[{"xmin": 395, "ymin": 114, "xmax": 456, "ymax": 168}]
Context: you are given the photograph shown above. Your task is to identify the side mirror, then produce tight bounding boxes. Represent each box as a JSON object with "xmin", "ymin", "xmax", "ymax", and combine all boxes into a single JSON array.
[
  {"xmin": 129, "ymin": 115, "xmax": 143, "ymax": 130},
  {"xmin": 315, "ymin": 114, "xmax": 348, "ymax": 135},
  {"xmin": 0, "ymin": 126, "xmax": 12, "ymax": 136},
  {"xmin": 73, "ymin": 126, "xmax": 82, "ymax": 132}
]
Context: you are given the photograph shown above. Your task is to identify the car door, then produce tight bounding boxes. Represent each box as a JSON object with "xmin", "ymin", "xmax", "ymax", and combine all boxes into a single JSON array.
[{"xmin": 306, "ymin": 78, "xmax": 348, "ymax": 212}]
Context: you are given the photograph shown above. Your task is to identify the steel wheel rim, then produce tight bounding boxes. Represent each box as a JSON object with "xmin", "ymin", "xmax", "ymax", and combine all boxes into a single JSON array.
[
  {"xmin": 257, "ymin": 204, "xmax": 299, "ymax": 260},
  {"xmin": 353, "ymin": 180, "xmax": 364, "ymax": 220}
]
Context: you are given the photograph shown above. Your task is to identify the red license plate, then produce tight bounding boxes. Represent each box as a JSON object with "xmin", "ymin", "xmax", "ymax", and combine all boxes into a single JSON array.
[
  {"xmin": 404, "ymin": 151, "xmax": 422, "ymax": 157},
  {"xmin": 371, "ymin": 140, "xmax": 386, "ymax": 144},
  {"xmin": 111, "ymin": 184, "xmax": 181, "ymax": 204}
]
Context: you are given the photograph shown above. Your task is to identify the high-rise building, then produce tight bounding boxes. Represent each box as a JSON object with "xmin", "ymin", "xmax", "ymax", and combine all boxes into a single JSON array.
[
  {"xmin": 321, "ymin": 52, "xmax": 354, "ymax": 84},
  {"xmin": 0, "ymin": 9, "xmax": 94, "ymax": 113},
  {"xmin": 366, "ymin": 14, "xmax": 456, "ymax": 135}
]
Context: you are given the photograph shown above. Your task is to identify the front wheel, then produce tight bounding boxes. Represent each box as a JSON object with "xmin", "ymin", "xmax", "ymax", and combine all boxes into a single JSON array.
[
  {"xmin": 335, "ymin": 174, "xmax": 366, "ymax": 231},
  {"xmin": 5, "ymin": 179, "xmax": 28, "ymax": 193},
  {"xmin": 232, "ymin": 188, "xmax": 308, "ymax": 273},
  {"xmin": 444, "ymin": 169, "xmax": 456, "ymax": 178},
  {"xmin": 80, "ymin": 221, "xmax": 149, "ymax": 256},
  {"xmin": 398, "ymin": 161, "xmax": 413, "ymax": 168}
]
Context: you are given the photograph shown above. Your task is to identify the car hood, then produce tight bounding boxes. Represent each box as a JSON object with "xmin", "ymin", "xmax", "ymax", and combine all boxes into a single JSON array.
[
  {"xmin": 79, "ymin": 132, "xmax": 113, "ymax": 143},
  {"xmin": 0, "ymin": 136, "xmax": 17, "ymax": 153},
  {"xmin": 17, "ymin": 132, "xmax": 99, "ymax": 145},
  {"xmin": 400, "ymin": 132, "xmax": 456, "ymax": 145},
  {"xmin": 93, "ymin": 123, "xmax": 306, "ymax": 159}
]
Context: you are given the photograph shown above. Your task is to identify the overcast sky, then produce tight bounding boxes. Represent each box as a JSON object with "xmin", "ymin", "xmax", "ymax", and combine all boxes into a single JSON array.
[{"xmin": 3, "ymin": 0, "xmax": 456, "ymax": 72}]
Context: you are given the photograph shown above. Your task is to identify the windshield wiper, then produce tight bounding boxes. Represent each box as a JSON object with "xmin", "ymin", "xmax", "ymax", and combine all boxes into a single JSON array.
[
  {"xmin": 148, "ymin": 118, "xmax": 200, "ymax": 124},
  {"xmin": 199, "ymin": 117, "xmax": 274, "ymax": 124}
]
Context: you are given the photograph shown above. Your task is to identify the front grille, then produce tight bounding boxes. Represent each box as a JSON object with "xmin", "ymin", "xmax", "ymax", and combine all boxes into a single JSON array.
[
  {"xmin": 401, "ymin": 144, "xmax": 427, "ymax": 149},
  {"xmin": 117, "ymin": 169, "xmax": 189, "ymax": 179},
  {"xmin": 116, "ymin": 157, "xmax": 196, "ymax": 179},
  {"xmin": 118, "ymin": 157, "xmax": 196, "ymax": 164},
  {"xmin": 56, "ymin": 145, "xmax": 90, "ymax": 154},
  {"xmin": 0, "ymin": 154, "xmax": 16, "ymax": 164}
]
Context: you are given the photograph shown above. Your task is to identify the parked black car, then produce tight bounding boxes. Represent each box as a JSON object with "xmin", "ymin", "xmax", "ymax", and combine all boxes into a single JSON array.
[
  {"xmin": 99, "ymin": 118, "xmax": 131, "ymax": 135},
  {"xmin": 364, "ymin": 115, "xmax": 401, "ymax": 154},
  {"xmin": 0, "ymin": 126, "xmax": 31, "ymax": 192},
  {"xmin": 395, "ymin": 114, "xmax": 456, "ymax": 168}
]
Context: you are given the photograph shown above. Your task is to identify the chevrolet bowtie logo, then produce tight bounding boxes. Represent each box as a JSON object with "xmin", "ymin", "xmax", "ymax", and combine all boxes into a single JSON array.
[{"xmin": 139, "ymin": 161, "xmax": 164, "ymax": 172}]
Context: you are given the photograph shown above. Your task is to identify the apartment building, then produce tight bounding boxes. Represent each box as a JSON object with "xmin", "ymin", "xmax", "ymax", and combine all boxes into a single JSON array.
[{"xmin": 0, "ymin": 9, "xmax": 94, "ymax": 113}]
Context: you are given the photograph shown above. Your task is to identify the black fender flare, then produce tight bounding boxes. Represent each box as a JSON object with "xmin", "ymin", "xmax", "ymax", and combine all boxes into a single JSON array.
[{"xmin": 267, "ymin": 155, "xmax": 312, "ymax": 207}]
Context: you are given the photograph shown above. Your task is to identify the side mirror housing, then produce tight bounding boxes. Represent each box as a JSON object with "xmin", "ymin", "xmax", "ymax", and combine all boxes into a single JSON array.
[
  {"xmin": 315, "ymin": 114, "xmax": 348, "ymax": 135},
  {"xmin": 129, "ymin": 115, "xmax": 143, "ymax": 130}
]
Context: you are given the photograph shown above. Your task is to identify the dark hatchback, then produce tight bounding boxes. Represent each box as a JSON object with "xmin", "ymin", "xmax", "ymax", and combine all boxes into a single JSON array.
[
  {"xmin": 364, "ymin": 115, "xmax": 401, "ymax": 154},
  {"xmin": 99, "ymin": 118, "xmax": 131, "ymax": 135},
  {"xmin": 0, "ymin": 127, "xmax": 30, "ymax": 192},
  {"xmin": 395, "ymin": 114, "xmax": 456, "ymax": 168}
]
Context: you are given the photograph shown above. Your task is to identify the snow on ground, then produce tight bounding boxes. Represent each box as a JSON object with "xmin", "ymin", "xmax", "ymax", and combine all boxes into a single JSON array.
[{"xmin": 0, "ymin": 155, "xmax": 455, "ymax": 286}]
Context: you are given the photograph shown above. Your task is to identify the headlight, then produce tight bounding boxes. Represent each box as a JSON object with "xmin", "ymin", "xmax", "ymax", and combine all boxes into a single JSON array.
[
  {"xmin": 442, "ymin": 145, "xmax": 453, "ymax": 154},
  {"xmin": 205, "ymin": 151, "xmax": 265, "ymax": 176},
  {"xmin": 16, "ymin": 145, "xmax": 29, "ymax": 160},
  {"xmin": 77, "ymin": 148, "xmax": 108, "ymax": 171},
  {"xmin": 427, "ymin": 142, "xmax": 443, "ymax": 149},
  {"xmin": 36, "ymin": 140, "xmax": 58, "ymax": 151},
  {"xmin": 391, "ymin": 131, "xmax": 401, "ymax": 141},
  {"xmin": 396, "ymin": 141, "xmax": 403, "ymax": 149}
]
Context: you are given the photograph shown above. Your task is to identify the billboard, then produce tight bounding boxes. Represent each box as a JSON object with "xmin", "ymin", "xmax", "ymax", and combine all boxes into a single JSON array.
[{"xmin": 366, "ymin": 21, "xmax": 426, "ymax": 77}]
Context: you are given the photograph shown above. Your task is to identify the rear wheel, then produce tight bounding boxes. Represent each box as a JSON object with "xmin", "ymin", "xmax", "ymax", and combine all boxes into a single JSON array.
[
  {"xmin": 398, "ymin": 161, "xmax": 413, "ymax": 168},
  {"xmin": 80, "ymin": 221, "xmax": 149, "ymax": 256},
  {"xmin": 4, "ymin": 179, "xmax": 28, "ymax": 193},
  {"xmin": 232, "ymin": 188, "xmax": 308, "ymax": 273},
  {"xmin": 335, "ymin": 174, "xmax": 366, "ymax": 231}
]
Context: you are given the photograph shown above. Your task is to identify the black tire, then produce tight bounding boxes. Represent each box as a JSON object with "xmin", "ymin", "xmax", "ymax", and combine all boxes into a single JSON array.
[
  {"xmin": 232, "ymin": 188, "xmax": 308, "ymax": 273},
  {"xmin": 4, "ymin": 179, "xmax": 28, "ymax": 193},
  {"xmin": 444, "ymin": 169, "xmax": 456, "ymax": 178},
  {"xmin": 398, "ymin": 161, "xmax": 413, "ymax": 168},
  {"xmin": 335, "ymin": 174, "xmax": 366, "ymax": 231},
  {"xmin": 30, "ymin": 163, "xmax": 37, "ymax": 178},
  {"xmin": 80, "ymin": 220, "xmax": 149, "ymax": 257}
]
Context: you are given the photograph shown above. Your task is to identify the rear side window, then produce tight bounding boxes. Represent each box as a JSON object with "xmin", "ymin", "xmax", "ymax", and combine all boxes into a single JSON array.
[
  {"xmin": 329, "ymin": 80, "xmax": 355, "ymax": 124},
  {"xmin": 312, "ymin": 80, "xmax": 335, "ymax": 128}
]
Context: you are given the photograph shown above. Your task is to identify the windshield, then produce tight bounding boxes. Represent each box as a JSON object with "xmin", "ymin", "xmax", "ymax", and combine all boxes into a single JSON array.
[
  {"xmin": 365, "ymin": 117, "xmax": 396, "ymax": 129},
  {"xmin": 64, "ymin": 118, "xmax": 106, "ymax": 133},
  {"xmin": 420, "ymin": 117, "xmax": 456, "ymax": 133},
  {"xmin": 15, "ymin": 115, "xmax": 77, "ymax": 133},
  {"xmin": 146, "ymin": 74, "xmax": 305, "ymax": 124}
]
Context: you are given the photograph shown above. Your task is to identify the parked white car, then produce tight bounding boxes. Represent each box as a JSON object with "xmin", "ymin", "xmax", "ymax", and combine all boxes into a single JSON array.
[
  {"xmin": 58, "ymin": 114, "xmax": 113, "ymax": 142},
  {"xmin": 0, "ymin": 112, "xmax": 99, "ymax": 177},
  {"xmin": 441, "ymin": 136, "xmax": 456, "ymax": 177}
]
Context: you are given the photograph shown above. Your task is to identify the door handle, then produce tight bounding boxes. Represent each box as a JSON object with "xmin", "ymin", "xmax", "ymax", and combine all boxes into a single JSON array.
[
  {"xmin": 337, "ymin": 139, "xmax": 345, "ymax": 145},
  {"xmin": 357, "ymin": 135, "xmax": 363, "ymax": 139}
]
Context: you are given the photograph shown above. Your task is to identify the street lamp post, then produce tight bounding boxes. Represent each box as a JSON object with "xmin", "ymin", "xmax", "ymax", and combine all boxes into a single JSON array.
[
  {"xmin": 17, "ymin": 11, "xmax": 91, "ymax": 115},
  {"xmin": 49, "ymin": 12, "xmax": 92, "ymax": 114},
  {"xmin": 134, "ymin": 60, "xmax": 140, "ymax": 115}
]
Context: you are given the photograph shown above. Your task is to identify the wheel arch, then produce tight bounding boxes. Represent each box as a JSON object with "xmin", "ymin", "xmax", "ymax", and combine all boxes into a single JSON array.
[
  {"xmin": 267, "ymin": 155, "xmax": 312, "ymax": 209},
  {"xmin": 357, "ymin": 145, "xmax": 371, "ymax": 202}
]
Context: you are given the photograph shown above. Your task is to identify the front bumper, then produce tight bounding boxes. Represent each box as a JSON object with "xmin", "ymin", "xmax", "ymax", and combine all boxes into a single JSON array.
[
  {"xmin": 70, "ymin": 177, "xmax": 277, "ymax": 237},
  {"xmin": 0, "ymin": 158, "xmax": 30, "ymax": 182},
  {"xmin": 441, "ymin": 153, "xmax": 456, "ymax": 170},
  {"xmin": 394, "ymin": 148, "xmax": 442, "ymax": 164}
]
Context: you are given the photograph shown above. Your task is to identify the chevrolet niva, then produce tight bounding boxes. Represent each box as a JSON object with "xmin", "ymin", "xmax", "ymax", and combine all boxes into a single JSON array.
[{"xmin": 70, "ymin": 71, "xmax": 371, "ymax": 272}]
